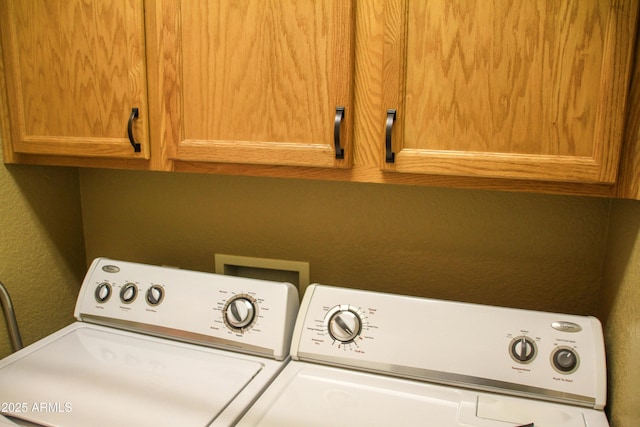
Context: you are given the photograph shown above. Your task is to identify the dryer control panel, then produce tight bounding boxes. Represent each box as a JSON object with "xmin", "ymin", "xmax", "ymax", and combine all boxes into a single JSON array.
[
  {"xmin": 291, "ymin": 284, "xmax": 607, "ymax": 410},
  {"xmin": 75, "ymin": 258, "xmax": 299, "ymax": 360}
]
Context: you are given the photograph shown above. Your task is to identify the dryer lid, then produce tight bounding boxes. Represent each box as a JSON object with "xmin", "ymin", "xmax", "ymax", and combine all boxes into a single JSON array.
[{"xmin": 0, "ymin": 324, "xmax": 264, "ymax": 427}]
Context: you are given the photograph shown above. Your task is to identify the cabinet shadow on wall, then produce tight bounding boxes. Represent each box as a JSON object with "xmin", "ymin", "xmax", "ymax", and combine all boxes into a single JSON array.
[{"xmin": 5, "ymin": 164, "xmax": 86, "ymax": 282}]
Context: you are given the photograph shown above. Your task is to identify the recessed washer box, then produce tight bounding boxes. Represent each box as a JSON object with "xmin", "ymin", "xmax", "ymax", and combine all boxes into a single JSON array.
[{"xmin": 215, "ymin": 254, "xmax": 310, "ymax": 295}]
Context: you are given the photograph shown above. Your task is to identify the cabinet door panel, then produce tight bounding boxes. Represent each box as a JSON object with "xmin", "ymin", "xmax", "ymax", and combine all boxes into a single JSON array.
[
  {"xmin": 0, "ymin": 0, "xmax": 149, "ymax": 159},
  {"xmin": 164, "ymin": 0, "xmax": 354, "ymax": 168},
  {"xmin": 383, "ymin": 0, "xmax": 637, "ymax": 183}
]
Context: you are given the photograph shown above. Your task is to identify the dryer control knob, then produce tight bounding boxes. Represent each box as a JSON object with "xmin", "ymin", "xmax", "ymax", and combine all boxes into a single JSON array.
[
  {"xmin": 120, "ymin": 283, "xmax": 138, "ymax": 304},
  {"xmin": 224, "ymin": 297, "xmax": 256, "ymax": 330},
  {"xmin": 94, "ymin": 282, "xmax": 112, "ymax": 303},
  {"xmin": 146, "ymin": 285, "xmax": 164, "ymax": 306},
  {"xmin": 552, "ymin": 347, "xmax": 579, "ymax": 373},
  {"xmin": 328, "ymin": 310, "xmax": 361, "ymax": 343},
  {"xmin": 510, "ymin": 336, "xmax": 537, "ymax": 363}
]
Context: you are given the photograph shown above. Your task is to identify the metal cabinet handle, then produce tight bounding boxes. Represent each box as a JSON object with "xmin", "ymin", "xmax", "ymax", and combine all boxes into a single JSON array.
[
  {"xmin": 127, "ymin": 108, "xmax": 142, "ymax": 153},
  {"xmin": 334, "ymin": 107, "xmax": 345, "ymax": 159},
  {"xmin": 385, "ymin": 109, "xmax": 396, "ymax": 163}
]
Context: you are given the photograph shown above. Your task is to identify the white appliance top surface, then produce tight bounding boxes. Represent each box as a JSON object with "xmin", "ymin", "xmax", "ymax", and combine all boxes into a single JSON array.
[
  {"xmin": 237, "ymin": 361, "xmax": 610, "ymax": 427},
  {"xmin": 0, "ymin": 322, "xmax": 285, "ymax": 427}
]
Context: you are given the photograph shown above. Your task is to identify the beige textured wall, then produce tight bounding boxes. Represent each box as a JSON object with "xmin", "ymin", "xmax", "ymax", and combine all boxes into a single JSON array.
[
  {"xmin": 601, "ymin": 199, "xmax": 640, "ymax": 427},
  {"xmin": 80, "ymin": 168, "xmax": 610, "ymax": 316},
  {"xmin": 0, "ymin": 162, "xmax": 87, "ymax": 358}
]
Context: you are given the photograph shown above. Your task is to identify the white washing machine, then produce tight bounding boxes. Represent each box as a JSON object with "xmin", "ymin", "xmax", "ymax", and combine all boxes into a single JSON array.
[
  {"xmin": 0, "ymin": 258, "xmax": 299, "ymax": 427},
  {"xmin": 238, "ymin": 284, "xmax": 610, "ymax": 427}
]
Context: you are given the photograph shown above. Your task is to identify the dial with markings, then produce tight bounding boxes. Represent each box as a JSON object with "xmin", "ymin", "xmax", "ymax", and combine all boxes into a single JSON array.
[
  {"xmin": 119, "ymin": 283, "xmax": 138, "ymax": 304},
  {"xmin": 146, "ymin": 285, "xmax": 164, "ymax": 306},
  {"xmin": 325, "ymin": 305, "xmax": 363, "ymax": 343},
  {"xmin": 552, "ymin": 347, "xmax": 579, "ymax": 373},
  {"xmin": 223, "ymin": 294, "xmax": 258, "ymax": 331},
  {"xmin": 94, "ymin": 282, "xmax": 112, "ymax": 303},
  {"xmin": 509, "ymin": 336, "xmax": 537, "ymax": 364}
]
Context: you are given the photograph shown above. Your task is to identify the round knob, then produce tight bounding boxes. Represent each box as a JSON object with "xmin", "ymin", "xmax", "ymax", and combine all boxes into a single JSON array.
[
  {"xmin": 120, "ymin": 283, "xmax": 138, "ymax": 304},
  {"xmin": 510, "ymin": 336, "xmax": 536, "ymax": 363},
  {"xmin": 552, "ymin": 347, "xmax": 579, "ymax": 373},
  {"xmin": 225, "ymin": 297, "xmax": 256, "ymax": 330},
  {"xmin": 94, "ymin": 282, "xmax": 112, "ymax": 303},
  {"xmin": 328, "ymin": 310, "xmax": 361, "ymax": 343},
  {"xmin": 146, "ymin": 285, "xmax": 164, "ymax": 306}
]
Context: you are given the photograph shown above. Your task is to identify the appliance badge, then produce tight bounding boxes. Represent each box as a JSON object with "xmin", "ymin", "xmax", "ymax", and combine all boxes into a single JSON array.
[
  {"xmin": 551, "ymin": 321, "xmax": 582, "ymax": 333},
  {"xmin": 102, "ymin": 265, "xmax": 121, "ymax": 273}
]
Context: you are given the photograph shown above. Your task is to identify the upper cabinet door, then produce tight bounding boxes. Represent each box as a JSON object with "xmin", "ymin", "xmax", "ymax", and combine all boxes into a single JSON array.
[
  {"xmin": 158, "ymin": 0, "xmax": 355, "ymax": 168},
  {"xmin": 383, "ymin": 0, "xmax": 638, "ymax": 183},
  {"xmin": 0, "ymin": 0, "xmax": 150, "ymax": 160}
]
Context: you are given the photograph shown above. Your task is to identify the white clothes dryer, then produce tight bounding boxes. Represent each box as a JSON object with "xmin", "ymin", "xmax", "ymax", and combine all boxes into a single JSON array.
[{"xmin": 238, "ymin": 284, "xmax": 610, "ymax": 427}]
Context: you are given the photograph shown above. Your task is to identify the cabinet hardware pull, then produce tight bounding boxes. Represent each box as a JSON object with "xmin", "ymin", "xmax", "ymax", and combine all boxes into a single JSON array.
[
  {"xmin": 127, "ymin": 107, "xmax": 142, "ymax": 153},
  {"xmin": 334, "ymin": 107, "xmax": 345, "ymax": 159},
  {"xmin": 385, "ymin": 109, "xmax": 396, "ymax": 163}
]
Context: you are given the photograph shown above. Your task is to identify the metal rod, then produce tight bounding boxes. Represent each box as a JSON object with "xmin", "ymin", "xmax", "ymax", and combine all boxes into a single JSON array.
[{"xmin": 0, "ymin": 281, "xmax": 23, "ymax": 352}]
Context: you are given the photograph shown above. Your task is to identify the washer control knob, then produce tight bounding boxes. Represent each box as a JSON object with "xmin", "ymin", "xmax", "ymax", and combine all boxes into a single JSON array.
[
  {"xmin": 510, "ymin": 336, "xmax": 537, "ymax": 363},
  {"xmin": 225, "ymin": 297, "xmax": 256, "ymax": 330},
  {"xmin": 146, "ymin": 285, "xmax": 164, "ymax": 306},
  {"xmin": 120, "ymin": 283, "xmax": 138, "ymax": 304},
  {"xmin": 328, "ymin": 310, "xmax": 361, "ymax": 343},
  {"xmin": 552, "ymin": 347, "xmax": 579, "ymax": 373},
  {"xmin": 94, "ymin": 282, "xmax": 112, "ymax": 303}
]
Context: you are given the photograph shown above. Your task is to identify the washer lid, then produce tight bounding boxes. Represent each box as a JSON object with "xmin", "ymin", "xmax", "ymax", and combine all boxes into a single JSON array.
[
  {"xmin": 238, "ymin": 362, "xmax": 608, "ymax": 427},
  {"xmin": 238, "ymin": 363, "xmax": 467, "ymax": 427},
  {"xmin": 0, "ymin": 324, "xmax": 264, "ymax": 427}
]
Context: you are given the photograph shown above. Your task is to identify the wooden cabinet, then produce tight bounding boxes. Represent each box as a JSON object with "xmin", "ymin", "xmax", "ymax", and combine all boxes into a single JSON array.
[
  {"xmin": 381, "ymin": 0, "xmax": 637, "ymax": 184},
  {"xmin": 2, "ymin": 0, "xmax": 639, "ymax": 197},
  {"xmin": 156, "ymin": 0, "xmax": 355, "ymax": 169},
  {"xmin": 0, "ymin": 0, "xmax": 150, "ymax": 163},
  {"xmin": 615, "ymin": 21, "xmax": 640, "ymax": 199}
]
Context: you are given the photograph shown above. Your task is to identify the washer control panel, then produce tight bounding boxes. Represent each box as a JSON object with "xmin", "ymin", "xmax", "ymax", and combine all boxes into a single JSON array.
[
  {"xmin": 75, "ymin": 258, "xmax": 299, "ymax": 360},
  {"xmin": 291, "ymin": 284, "xmax": 607, "ymax": 409}
]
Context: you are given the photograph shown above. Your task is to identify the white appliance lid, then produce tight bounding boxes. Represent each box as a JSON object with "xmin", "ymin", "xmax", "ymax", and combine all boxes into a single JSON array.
[
  {"xmin": 0, "ymin": 324, "xmax": 264, "ymax": 427},
  {"xmin": 238, "ymin": 362, "xmax": 608, "ymax": 427},
  {"xmin": 244, "ymin": 365, "xmax": 465, "ymax": 427}
]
